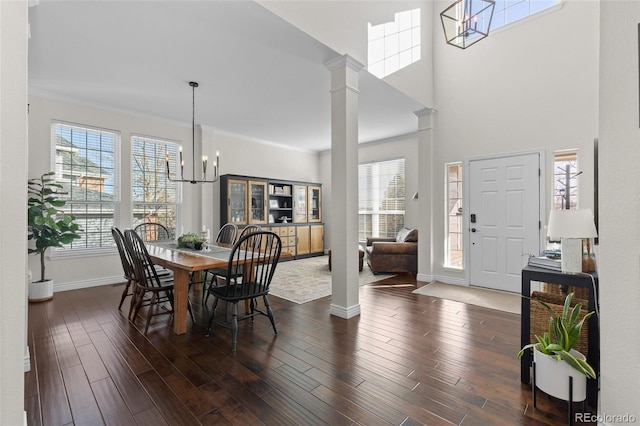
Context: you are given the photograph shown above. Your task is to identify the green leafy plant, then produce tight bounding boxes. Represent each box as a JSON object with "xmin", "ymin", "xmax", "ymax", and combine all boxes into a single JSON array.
[
  {"xmin": 517, "ymin": 292, "xmax": 596, "ymax": 379},
  {"xmin": 178, "ymin": 232, "xmax": 204, "ymax": 249},
  {"xmin": 28, "ymin": 172, "xmax": 82, "ymax": 282}
]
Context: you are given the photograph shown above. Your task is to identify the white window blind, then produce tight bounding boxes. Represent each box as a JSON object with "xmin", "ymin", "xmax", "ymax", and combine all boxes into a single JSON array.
[
  {"xmin": 131, "ymin": 136, "xmax": 180, "ymax": 238},
  {"xmin": 358, "ymin": 158, "xmax": 406, "ymax": 240},
  {"xmin": 52, "ymin": 122, "xmax": 119, "ymax": 251}
]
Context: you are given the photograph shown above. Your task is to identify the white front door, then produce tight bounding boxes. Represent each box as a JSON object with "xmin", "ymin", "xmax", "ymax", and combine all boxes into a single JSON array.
[{"xmin": 468, "ymin": 153, "xmax": 541, "ymax": 292}]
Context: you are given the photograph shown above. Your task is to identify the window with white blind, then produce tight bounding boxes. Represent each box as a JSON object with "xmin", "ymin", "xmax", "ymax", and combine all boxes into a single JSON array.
[
  {"xmin": 52, "ymin": 122, "xmax": 119, "ymax": 252},
  {"xmin": 131, "ymin": 136, "xmax": 180, "ymax": 238},
  {"xmin": 358, "ymin": 158, "xmax": 406, "ymax": 240},
  {"xmin": 446, "ymin": 163, "xmax": 463, "ymax": 268}
]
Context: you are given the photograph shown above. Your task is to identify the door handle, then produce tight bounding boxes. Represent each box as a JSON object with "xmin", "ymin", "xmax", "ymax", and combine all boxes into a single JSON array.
[{"xmin": 471, "ymin": 228, "xmax": 477, "ymax": 233}]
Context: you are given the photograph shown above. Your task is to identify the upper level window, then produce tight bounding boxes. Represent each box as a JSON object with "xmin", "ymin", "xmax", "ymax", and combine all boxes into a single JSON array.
[
  {"xmin": 368, "ymin": 8, "xmax": 421, "ymax": 79},
  {"xmin": 131, "ymin": 136, "xmax": 180, "ymax": 238},
  {"xmin": 359, "ymin": 158, "xmax": 406, "ymax": 240},
  {"xmin": 52, "ymin": 122, "xmax": 119, "ymax": 251},
  {"xmin": 491, "ymin": 0, "xmax": 560, "ymax": 30}
]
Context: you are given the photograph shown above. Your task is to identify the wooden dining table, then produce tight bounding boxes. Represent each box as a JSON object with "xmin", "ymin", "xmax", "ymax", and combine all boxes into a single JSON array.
[{"xmin": 145, "ymin": 242, "xmax": 233, "ymax": 335}]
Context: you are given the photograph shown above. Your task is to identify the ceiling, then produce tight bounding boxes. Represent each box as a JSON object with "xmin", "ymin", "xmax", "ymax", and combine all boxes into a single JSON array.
[{"xmin": 28, "ymin": 0, "xmax": 424, "ymax": 152}]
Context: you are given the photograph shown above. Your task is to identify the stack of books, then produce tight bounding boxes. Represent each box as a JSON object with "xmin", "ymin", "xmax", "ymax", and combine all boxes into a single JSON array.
[{"xmin": 527, "ymin": 251, "xmax": 562, "ymax": 271}]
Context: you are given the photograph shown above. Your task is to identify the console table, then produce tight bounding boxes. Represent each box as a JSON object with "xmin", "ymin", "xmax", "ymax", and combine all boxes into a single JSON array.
[{"xmin": 520, "ymin": 265, "xmax": 599, "ymax": 407}]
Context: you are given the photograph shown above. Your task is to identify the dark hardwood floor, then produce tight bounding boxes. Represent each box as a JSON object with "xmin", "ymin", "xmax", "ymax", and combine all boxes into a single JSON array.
[{"xmin": 25, "ymin": 269, "xmax": 594, "ymax": 425}]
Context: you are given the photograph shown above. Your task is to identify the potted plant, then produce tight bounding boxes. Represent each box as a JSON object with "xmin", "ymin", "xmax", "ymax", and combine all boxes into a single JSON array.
[
  {"xmin": 517, "ymin": 292, "xmax": 595, "ymax": 402},
  {"xmin": 177, "ymin": 232, "xmax": 205, "ymax": 250},
  {"xmin": 27, "ymin": 172, "xmax": 81, "ymax": 301}
]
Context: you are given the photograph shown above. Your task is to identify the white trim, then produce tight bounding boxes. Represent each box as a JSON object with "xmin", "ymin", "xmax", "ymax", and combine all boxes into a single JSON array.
[
  {"xmin": 416, "ymin": 273, "xmax": 433, "ymax": 283},
  {"xmin": 31, "ymin": 89, "xmax": 191, "ymax": 129},
  {"xmin": 329, "ymin": 303, "xmax": 361, "ymax": 319},
  {"xmin": 430, "ymin": 274, "xmax": 467, "ymax": 287},
  {"xmin": 24, "ymin": 346, "xmax": 30, "ymax": 372},
  {"xmin": 54, "ymin": 275, "xmax": 124, "ymax": 292}
]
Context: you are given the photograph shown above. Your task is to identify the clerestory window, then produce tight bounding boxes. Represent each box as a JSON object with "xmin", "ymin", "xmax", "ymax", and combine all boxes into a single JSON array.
[{"xmin": 368, "ymin": 8, "xmax": 421, "ymax": 79}]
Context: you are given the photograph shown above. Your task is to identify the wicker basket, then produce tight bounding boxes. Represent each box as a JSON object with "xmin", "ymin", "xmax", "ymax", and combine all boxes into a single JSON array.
[
  {"xmin": 529, "ymin": 291, "xmax": 589, "ymax": 356},
  {"xmin": 540, "ymin": 282, "xmax": 588, "ymax": 300}
]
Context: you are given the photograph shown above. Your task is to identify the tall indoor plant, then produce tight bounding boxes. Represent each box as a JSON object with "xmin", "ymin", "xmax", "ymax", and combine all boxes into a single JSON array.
[
  {"xmin": 518, "ymin": 292, "xmax": 595, "ymax": 401},
  {"xmin": 27, "ymin": 171, "xmax": 81, "ymax": 301}
]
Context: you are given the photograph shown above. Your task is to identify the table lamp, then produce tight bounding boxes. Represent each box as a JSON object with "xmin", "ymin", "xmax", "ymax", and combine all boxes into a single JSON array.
[{"xmin": 546, "ymin": 208, "xmax": 598, "ymax": 273}]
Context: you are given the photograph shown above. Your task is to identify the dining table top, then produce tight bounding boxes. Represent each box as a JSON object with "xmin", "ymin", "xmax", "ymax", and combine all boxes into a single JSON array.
[{"xmin": 145, "ymin": 241, "xmax": 233, "ymax": 272}]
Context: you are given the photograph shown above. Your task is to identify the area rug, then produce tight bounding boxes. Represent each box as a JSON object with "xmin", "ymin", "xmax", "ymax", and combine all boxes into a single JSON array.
[
  {"xmin": 269, "ymin": 255, "xmax": 393, "ymax": 304},
  {"xmin": 412, "ymin": 281, "xmax": 521, "ymax": 314}
]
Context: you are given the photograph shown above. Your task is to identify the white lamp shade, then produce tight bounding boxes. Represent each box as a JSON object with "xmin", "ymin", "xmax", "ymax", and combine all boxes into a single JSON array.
[{"xmin": 547, "ymin": 208, "xmax": 598, "ymax": 240}]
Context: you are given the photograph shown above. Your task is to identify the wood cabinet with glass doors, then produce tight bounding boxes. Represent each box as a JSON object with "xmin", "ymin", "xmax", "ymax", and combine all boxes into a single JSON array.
[
  {"xmin": 220, "ymin": 176, "xmax": 268, "ymax": 226},
  {"xmin": 293, "ymin": 184, "xmax": 322, "ymax": 223},
  {"xmin": 220, "ymin": 174, "xmax": 323, "ymax": 259}
]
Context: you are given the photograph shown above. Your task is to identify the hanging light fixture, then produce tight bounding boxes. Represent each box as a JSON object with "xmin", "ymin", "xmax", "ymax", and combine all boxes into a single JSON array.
[
  {"xmin": 166, "ymin": 81, "xmax": 219, "ymax": 184},
  {"xmin": 440, "ymin": 0, "xmax": 495, "ymax": 49}
]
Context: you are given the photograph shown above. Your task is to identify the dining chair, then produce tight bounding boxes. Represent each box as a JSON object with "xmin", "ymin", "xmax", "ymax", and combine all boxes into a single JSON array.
[
  {"xmin": 133, "ymin": 222, "xmax": 171, "ymax": 242},
  {"xmin": 204, "ymin": 230, "xmax": 282, "ymax": 351},
  {"xmin": 111, "ymin": 227, "xmax": 137, "ymax": 312},
  {"xmin": 200, "ymin": 223, "xmax": 239, "ymax": 304},
  {"xmin": 112, "ymin": 227, "xmax": 174, "ymax": 318},
  {"xmin": 124, "ymin": 229, "xmax": 193, "ymax": 334}
]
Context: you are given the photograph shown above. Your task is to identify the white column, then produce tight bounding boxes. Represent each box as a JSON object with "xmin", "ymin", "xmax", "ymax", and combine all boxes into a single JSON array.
[
  {"xmin": 325, "ymin": 55, "xmax": 363, "ymax": 319},
  {"xmin": 0, "ymin": 1, "xmax": 29, "ymax": 424},
  {"xmin": 415, "ymin": 108, "xmax": 436, "ymax": 282}
]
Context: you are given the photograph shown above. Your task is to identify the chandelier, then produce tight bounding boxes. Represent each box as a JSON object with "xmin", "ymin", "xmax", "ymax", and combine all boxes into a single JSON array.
[
  {"xmin": 166, "ymin": 81, "xmax": 219, "ymax": 184},
  {"xmin": 440, "ymin": 0, "xmax": 495, "ymax": 49}
]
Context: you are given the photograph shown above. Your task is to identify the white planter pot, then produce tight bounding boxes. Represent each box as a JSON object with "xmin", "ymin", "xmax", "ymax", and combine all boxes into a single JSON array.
[
  {"xmin": 534, "ymin": 346, "xmax": 587, "ymax": 401},
  {"xmin": 28, "ymin": 279, "xmax": 54, "ymax": 302}
]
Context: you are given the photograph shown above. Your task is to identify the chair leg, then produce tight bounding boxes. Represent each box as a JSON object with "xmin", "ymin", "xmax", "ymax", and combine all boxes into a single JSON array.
[
  {"xmin": 263, "ymin": 295, "xmax": 277, "ymax": 335},
  {"xmin": 230, "ymin": 302, "xmax": 238, "ymax": 352},
  {"xmin": 144, "ymin": 292, "xmax": 157, "ymax": 335},
  {"xmin": 205, "ymin": 297, "xmax": 219, "ymax": 337},
  {"xmin": 203, "ymin": 273, "xmax": 214, "ymax": 306},
  {"xmin": 130, "ymin": 288, "xmax": 146, "ymax": 320},
  {"xmin": 118, "ymin": 279, "xmax": 132, "ymax": 310}
]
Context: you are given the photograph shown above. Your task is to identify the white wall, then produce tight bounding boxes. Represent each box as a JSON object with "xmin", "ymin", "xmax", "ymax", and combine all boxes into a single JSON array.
[
  {"xmin": 28, "ymin": 95, "xmax": 321, "ymax": 290},
  {"xmin": 320, "ymin": 134, "xmax": 419, "ymax": 250},
  {"xmin": 257, "ymin": 0, "xmax": 434, "ymax": 107},
  {"xmin": 599, "ymin": 0, "xmax": 640, "ymax": 419},
  {"xmin": 0, "ymin": 1, "xmax": 28, "ymax": 423},
  {"xmin": 433, "ymin": 0, "xmax": 599, "ymax": 282}
]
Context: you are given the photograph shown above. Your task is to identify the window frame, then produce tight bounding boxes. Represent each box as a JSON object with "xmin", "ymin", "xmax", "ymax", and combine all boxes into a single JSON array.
[
  {"xmin": 445, "ymin": 162, "xmax": 463, "ymax": 269},
  {"xmin": 367, "ymin": 8, "xmax": 421, "ymax": 79},
  {"xmin": 553, "ymin": 149, "xmax": 579, "ymax": 210},
  {"xmin": 130, "ymin": 134, "xmax": 182, "ymax": 239},
  {"xmin": 358, "ymin": 157, "xmax": 406, "ymax": 241},
  {"xmin": 49, "ymin": 120, "xmax": 120, "ymax": 259},
  {"xmin": 490, "ymin": 0, "xmax": 563, "ymax": 33}
]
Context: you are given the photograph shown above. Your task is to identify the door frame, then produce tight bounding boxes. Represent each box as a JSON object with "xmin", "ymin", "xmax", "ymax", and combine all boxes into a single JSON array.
[{"xmin": 463, "ymin": 149, "xmax": 548, "ymax": 286}]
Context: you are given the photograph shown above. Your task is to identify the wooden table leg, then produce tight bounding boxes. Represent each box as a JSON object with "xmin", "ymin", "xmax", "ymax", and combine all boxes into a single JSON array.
[{"xmin": 173, "ymin": 269, "xmax": 190, "ymax": 335}]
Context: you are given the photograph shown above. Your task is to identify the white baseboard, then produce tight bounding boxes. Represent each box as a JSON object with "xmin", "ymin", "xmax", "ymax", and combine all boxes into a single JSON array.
[
  {"xmin": 430, "ymin": 275, "xmax": 467, "ymax": 286},
  {"xmin": 416, "ymin": 273, "xmax": 433, "ymax": 283},
  {"xmin": 54, "ymin": 275, "xmax": 124, "ymax": 293},
  {"xmin": 329, "ymin": 303, "xmax": 361, "ymax": 319}
]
